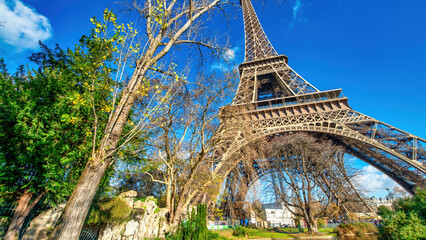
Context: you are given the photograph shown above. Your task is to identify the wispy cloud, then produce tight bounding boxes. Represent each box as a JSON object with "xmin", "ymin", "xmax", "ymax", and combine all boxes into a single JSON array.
[
  {"xmin": 0, "ymin": 0, "xmax": 52, "ymax": 50},
  {"xmin": 289, "ymin": 0, "xmax": 307, "ymax": 30},
  {"xmin": 211, "ymin": 47, "xmax": 240, "ymax": 72},
  {"xmin": 293, "ymin": 0, "xmax": 302, "ymax": 19},
  {"xmin": 352, "ymin": 165, "xmax": 398, "ymax": 197},
  {"xmin": 224, "ymin": 47, "xmax": 239, "ymax": 61},
  {"xmin": 211, "ymin": 63, "xmax": 229, "ymax": 72}
]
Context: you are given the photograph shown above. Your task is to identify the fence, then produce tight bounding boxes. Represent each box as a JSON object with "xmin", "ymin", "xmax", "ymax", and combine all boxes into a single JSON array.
[
  {"xmin": 0, "ymin": 203, "xmax": 17, "ymax": 239},
  {"xmin": 0, "ymin": 202, "xmax": 97, "ymax": 240}
]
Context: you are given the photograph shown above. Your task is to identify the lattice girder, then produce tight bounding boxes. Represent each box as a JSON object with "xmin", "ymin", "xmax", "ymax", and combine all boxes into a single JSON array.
[
  {"xmin": 219, "ymin": 97, "xmax": 426, "ymax": 194},
  {"xmin": 234, "ymin": 56, "xmax": 319, "ymax": 104},
  {"xmin": 241, "ymin": 0, "xmax": 278, "ymax": 61},
  {"xmin": 220, "ymin": 0, "xmax": 425, "ymax": 199}
]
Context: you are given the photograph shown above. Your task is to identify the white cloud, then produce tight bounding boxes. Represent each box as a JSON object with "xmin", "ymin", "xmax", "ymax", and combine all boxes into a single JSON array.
[
  {"xmin": 0, "ymin": 0, "xmax": 52, "ymax": 50},
  {"xmin": 224, "ymin": 47, "xmax": 239, "ymax": 61},
  {"xmin": 224, "ymin": 48, "xmax": 235, "ymax": 61},
  {"xmin": 289, "ymin": 0, "xmax": 301, "ymax": 29},
  {"xmin": 211, "ymin": 63, "xmax": 229, "ymax": 72},
  {"xmin": 211, "ymin": 47, "xmax": 240, "ymax": 72},
  {"xmin": 292, "ymin": 0, "xmax": 301, "ymax": 19},
  {"xmin": 352, "ymin": 165, "xmax": 398, "ymax": 197}
]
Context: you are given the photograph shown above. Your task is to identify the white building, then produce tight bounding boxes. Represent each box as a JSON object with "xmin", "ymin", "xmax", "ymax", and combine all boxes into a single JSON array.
[
  {"xmin": 366, "ymin": 196, "xmax": 396, "ymax": 209},
  {"xmin": 246, "ymin": 209, "xmax": 257, "ymax": 226},
  {"xmin": 263, "ymin": 202, "xmax": 295, "ymax": 227}
]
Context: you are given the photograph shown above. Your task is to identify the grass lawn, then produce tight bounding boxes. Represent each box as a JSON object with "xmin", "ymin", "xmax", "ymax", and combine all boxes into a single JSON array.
[{"xmin": 213, "ymin": 227, "xmax": 336, "ymax": 239}]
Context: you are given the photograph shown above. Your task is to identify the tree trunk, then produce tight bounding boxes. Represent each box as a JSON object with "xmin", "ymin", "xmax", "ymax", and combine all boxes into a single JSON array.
[
  {"xmin": 49, "ymin": 76, "xmax": 139, "ymax": 239},
  {"xmin": 305, "ymin": 214, "xmax": 318, "ymax": 233},
  {"xmin": 48, "ymin": 160, "xmax": 110, "ymax": 240},
  {"xmin": 4, "ymin": 190, "xmax": 32, "ymax": 240},
  {"xmin": 5, "ymin": 190, "xmax": 45, "ymax": 240}
]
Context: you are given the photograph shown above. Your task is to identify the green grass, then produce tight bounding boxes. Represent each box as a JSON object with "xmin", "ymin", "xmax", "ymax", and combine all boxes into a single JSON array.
[
  {"xmin": 318, "ymin": 227, "xmax": 337, "ymax": 236},
  {"xmin": 254, "ymin": 231, "xmax": 294, "ymax": 238},
  {"xmin": 214, "ymin": 227, "xmax": 336, "ymax": 239}
]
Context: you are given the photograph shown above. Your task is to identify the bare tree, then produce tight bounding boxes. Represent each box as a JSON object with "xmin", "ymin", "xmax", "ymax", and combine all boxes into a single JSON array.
[
  {"xmin": 386, "ymin": 186, "xmax": 410, "ymax": 199},
  {"xmin": 49, "ymin": 1, "xmax": 237, "ymax": 239},
  {"xmin": 141, "ymin": 68, "xmax": 240, "ymax": 223},
  {"xmin": 265, "ymin": 133, "xmax": 340, "ymax": 233},
  {"xmin": 265, "ymin": 133, "xmax": 375, "ymax": 232},
  {"xmin": 318, "ymin": 152, "xmax": 374, "ymax": 218}
]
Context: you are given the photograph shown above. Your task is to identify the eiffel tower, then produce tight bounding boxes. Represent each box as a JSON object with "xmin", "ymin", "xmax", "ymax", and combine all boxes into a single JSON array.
[{"xmin": 220, "ymin": 0, "xmax": 426, "ymax": 199}]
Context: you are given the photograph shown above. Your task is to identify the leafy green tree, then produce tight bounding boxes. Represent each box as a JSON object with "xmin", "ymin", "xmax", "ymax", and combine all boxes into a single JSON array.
[
  {"xmin": 379, "ymin": 188, "xmax": 426, "ymax": 240},
  {"xmin": 377, "ymin": 205, "xmax": 393, "ymax": 219},
  {"xmin": 0, "ymin": 12, "xmax": 119, "ymax": 237},
  {"xmin": 379, "ymin": 211, "xmax": 426, "ymax": 240},
  {"xmin": 394, "ymin": 187, "xmax": 426, "ymax": 220},
  {"xmin": 0, "ymin": 51, "xmax": 82, "ymax": 239},
  {"xmin": 48, "ymin": 1, "xmax": 237, "ymax": 238}
]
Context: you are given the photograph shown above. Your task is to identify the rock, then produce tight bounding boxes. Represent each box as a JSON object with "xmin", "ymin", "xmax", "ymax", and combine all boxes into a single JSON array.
[
  {"xmin": 98, "ymin": 193, "xmax": 172, "ymax": 239},
  {"xmin": 22, "ymin": 204, "xmax": 65, "ymax": 240},
  {"xmin": 119, "ymin": 190, "xmax": 137, "ymax": 198},
  {"xmin": 123, "ymin": 220, "xmax": 139, "ymax": 236},
  {"xmin": 98, "ymin": 222, "xmax": 126, "ymax": 240},
  {"xmin": 133, "ymin": 200, "xmax": 144, "ymax": 209},
  {"xmin": 119, "ymin": 190, "xmax": 137, "ymax": 208},
  {"xmin": 98, "ymin": 226, "xmax": 113, "ymax": 240}
]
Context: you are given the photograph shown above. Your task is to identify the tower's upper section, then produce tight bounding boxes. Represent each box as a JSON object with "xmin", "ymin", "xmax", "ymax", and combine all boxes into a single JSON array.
[{"xmin": 241, "ymin": 0, "xmax": 278, "ymax": 62}]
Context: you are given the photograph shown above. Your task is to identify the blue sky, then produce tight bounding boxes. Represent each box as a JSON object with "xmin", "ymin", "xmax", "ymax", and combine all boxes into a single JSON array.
[{"xmin": 1, "ymin": 0, "xmax": 425, "ymax": 198}]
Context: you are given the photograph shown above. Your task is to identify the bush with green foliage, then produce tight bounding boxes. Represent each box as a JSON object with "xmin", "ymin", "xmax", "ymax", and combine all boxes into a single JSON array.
[
  {"xmin": 377, "ymin": 205, "xmax": 393, "ymax": 219},
  {"xmin": 232, "ymin": 226, "xmax": 257, "ymax": 237},
  {"xmin": 337, "ymin": 222, "xmax": 377, "ymax": 236},
  {"xmin": 317, "ymin": 218, "xmax": 325, "ymax": 228},
  {"xmin": 86, "ymin": 197, "xmax": 133, "ymax": 224},
  {"xmin": 378, "ymin": 188, "xmax": 426, "ymax": 240},
  {"xmin": 379, "ymin": 211, "xmax": 425, "ymax": 240},
  {"xmin": 393, "ymin": 188, "xmax": 426, "ymax": 220},
  {"xmin": 166, "ymin": 204, "xmax": 225, "ymax": 240}
]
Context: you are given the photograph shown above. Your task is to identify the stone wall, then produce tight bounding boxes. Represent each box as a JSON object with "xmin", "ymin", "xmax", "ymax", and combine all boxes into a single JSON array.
[{"xmin": 22, "ymin": 191, "xmax": 171, "ymax": 240}]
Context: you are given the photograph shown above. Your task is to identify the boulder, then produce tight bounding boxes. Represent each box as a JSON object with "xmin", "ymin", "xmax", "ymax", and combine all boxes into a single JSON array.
[
  {"xmin": 22, "ymin": 204, "xmax": 65, "ymax": 240},
  {"xmin": 98, "ymin": 194, "xmax": 171, "ymax": 239},
  {"xmin": 119, "ymin": 190, "xmax": 137, "ymax": 208}
]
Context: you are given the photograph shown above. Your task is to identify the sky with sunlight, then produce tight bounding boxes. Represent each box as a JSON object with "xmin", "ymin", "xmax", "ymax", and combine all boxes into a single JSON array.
[{"xmin": 1, "ymin": 0, "xmax": 426, "ymax": 198}]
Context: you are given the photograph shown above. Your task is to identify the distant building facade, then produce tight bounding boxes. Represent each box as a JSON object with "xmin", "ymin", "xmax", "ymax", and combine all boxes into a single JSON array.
[
  {"xmin": 262, "ymin": 202, "xmax": 295, "ymax": 227},
  {"xmin": 366, "ymin": 196, "xmax": 396, "ymax": 209}
]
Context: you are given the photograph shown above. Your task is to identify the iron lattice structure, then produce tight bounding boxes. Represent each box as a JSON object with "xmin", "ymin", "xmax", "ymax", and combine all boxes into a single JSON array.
[{"xmin": 221, "ymin": 0, "xmax": 426, "ymax": 204}]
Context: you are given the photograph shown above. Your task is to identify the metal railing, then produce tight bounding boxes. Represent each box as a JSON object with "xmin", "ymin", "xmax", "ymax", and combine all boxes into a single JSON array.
[{"xmin": 0, "ymin": 202, "xmax": 98, "ymax": 240}]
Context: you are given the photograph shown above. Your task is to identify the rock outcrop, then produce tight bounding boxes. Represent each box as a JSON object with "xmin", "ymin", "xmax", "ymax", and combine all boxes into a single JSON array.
[{"xmin": 98, "ymin": 195, "xmax": 171, "ymax": 240}]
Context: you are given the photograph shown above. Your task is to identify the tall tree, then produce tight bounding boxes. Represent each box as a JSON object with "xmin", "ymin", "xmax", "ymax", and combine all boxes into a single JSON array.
[
  {"xmin": 0, "ymin": 38, "xmax": 114, "ymax": 240},
  {"xmin": 142, "ymin": 69, "xmax": 238, "ymax": 223},
  {"xmin": 49, "ymin": 1, "xmax": 237, "ymax": 239},
  {"xmin": 266, "ymin": 133, "xmax": 342, "ymax": 233},
  {"xmin": 0, "ymin": 8, "xmax": 137, "ymax": 239}
]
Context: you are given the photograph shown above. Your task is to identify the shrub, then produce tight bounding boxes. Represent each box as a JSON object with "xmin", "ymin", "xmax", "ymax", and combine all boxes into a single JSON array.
[
  {"xmin": 337, "ymin": 222, "xmax": 377, "ymax": 236},
  {"xmin": 378, "ymin": 188, "xmax": 426, "ymax": 240},
  {"xmin": 377, "ymin": 205, "xmax": 393, "ymax": 218},
  {"xmin": 232, "ymin": 226, "xmax": 256, "ymax": 237},
  {"xmin": 379, "ymin": 211, "xmax": 426, "ymax": 240},
  {"xmin": 356, "ymin": 230, "xmax": 365, "ymax": 237},
  {"xmin": 86, "ymin": 197, "xmax": 133, "ymax": 224},
  {"xmin": 166, "ymin": 204, "xmax": 224, "ymax": 240},
  {"xmin": 317, "ymin": 218, "xmax": 325, "ymax": 228}
]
